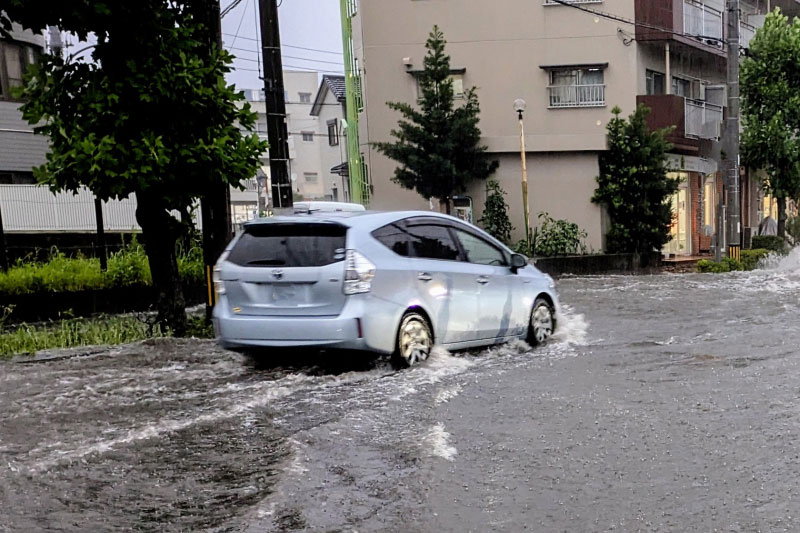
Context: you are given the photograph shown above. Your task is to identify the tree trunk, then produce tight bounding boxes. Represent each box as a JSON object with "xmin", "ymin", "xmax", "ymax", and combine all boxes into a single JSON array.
[
  {"xmin": 777, "ymin": 196, "xmax": 787, "ymax": 238},
  {"xmin": 136, "ymin": 194, "xmax": 187, "ymax": 336},
  {"xmin": 440, "ymin": 197, "xmax": 451, "ymax": 215}
]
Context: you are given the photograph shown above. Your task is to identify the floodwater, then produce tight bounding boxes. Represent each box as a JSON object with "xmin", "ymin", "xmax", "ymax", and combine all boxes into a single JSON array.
[{"xmin": 1, "ymin": 250, "xmax": 799, "ymax": 531}]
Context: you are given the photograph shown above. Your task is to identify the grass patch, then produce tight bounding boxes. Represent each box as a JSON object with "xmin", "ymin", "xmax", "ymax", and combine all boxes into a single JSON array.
[
  {"xmin": 0, "ymin": 313, "xmax": 215, "ymax": 359},
  {"xmin": 0, "ymin": 239, "xmax": 204, "ymax": 296}
]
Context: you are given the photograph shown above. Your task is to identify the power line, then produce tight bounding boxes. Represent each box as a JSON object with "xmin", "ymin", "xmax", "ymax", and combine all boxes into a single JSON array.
[
  {"xmin": 226, "ymin": 46, "xmax": 343, "ymax": 66},
  {"xmin": 228, "ymin": 0, "xmax": 251, "ymax": 50},
  {"xmin": 222, "ymin": 32, "xmax": 344, "ymax": 54},
  {"xmin": 221, "ymin": 0, "xmax": 245, "ymax": 18}
]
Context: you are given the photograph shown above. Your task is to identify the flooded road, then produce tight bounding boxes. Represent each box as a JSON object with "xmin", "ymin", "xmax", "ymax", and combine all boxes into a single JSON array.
[{"xmin": 2, "ymin": 250, "xmax": 800, "ymax": 532}]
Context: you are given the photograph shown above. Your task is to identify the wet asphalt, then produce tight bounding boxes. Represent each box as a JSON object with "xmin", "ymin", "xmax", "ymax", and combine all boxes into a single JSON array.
[{"xmin": 1, "ymin": 251, "xmax": 799, "ymax": 532}]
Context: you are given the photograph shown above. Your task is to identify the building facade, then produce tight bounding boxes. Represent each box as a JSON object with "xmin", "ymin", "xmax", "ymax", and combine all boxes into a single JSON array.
[
  {"xmin": 310, "ymin": 75, "xmax": 350, "ymax": 201},
  {"xmin": 350, "ymin": 0, "xmax": 800, "ymax": 254}
]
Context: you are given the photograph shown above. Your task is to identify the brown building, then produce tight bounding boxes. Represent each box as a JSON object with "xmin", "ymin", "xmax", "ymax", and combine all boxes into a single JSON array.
[{"xmin": 349, "ymin": 0, "xmax": 800, "ymax": 255}]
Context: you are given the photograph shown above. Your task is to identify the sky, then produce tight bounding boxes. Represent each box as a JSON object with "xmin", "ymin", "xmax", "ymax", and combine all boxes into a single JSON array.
[
  {"xmin": 220, "ymin": 0, "xmax": 344, "ymax": 90},
  {"xmin": 61, "ymin": 0, "xmax": 344, "ymax": 90}
]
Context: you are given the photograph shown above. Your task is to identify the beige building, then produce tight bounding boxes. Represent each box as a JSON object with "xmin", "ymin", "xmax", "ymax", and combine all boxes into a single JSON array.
[
  {"xmin": 310, "ymin": 75, "xmax": 350, "ymax": 202},
  {"xmin": 351, "ymin": 0, "xmax": 800, "ymax": 254}
]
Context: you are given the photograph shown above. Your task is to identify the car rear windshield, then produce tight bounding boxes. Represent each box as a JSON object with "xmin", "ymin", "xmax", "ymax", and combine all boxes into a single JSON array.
[{"xmin": 228, "ymin": 223, "xmax": 347, "ymax": 267}]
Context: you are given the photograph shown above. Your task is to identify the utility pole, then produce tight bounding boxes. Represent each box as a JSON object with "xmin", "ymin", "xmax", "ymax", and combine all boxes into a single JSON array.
[
  {"xmin": 724, "ymin": 0, "xmax": 742, "ymax": 261},
  {"xmin": 196, "ymin": 0, "xmax": 233, "ymax": 318},
  {"xmin": 259, "ymin": 0, "xmax": 293, "ymax": 211},
  {"xmin": 0, "ymin": 205, "xmax": 7, "ymax": 273}
]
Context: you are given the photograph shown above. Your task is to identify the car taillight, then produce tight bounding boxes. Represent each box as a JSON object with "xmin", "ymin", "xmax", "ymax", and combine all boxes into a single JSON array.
[
  {"xmin": 213, "ymin": 251, "xmax": 229, "ymax": 297},
  {"xmin": 343, "ymin": 250, "xmax": 376, "ymax": 295}
]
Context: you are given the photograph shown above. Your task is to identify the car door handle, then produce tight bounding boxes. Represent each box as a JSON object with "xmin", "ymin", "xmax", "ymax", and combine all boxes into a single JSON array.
[
  {"xmin": 476, "ymin": 276, "xmax": 490, "ymax": 285},
  {"xmin": 417, "ymin": 272, "xmax": 433, "ymax": 282}
]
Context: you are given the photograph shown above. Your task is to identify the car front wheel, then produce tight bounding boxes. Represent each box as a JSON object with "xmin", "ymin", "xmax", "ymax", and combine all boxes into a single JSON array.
[{"xmin": 528, "ymin": 298, "xmax": 555, "ymax": 346}]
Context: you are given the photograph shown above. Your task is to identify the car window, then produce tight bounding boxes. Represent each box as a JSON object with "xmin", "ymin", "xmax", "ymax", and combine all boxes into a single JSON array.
[
  {"xmin": 228, "ymin": 223, "xmax": 346, "ymax": 267},
  {"xmin": 406, "ymin": 224, "xmax": 461, "ymax": 261},
  {"xmin": 372, "ymin": 223, "xmax": 410, "ymax": 256},
  {"xmin": 454, "ymin": 229, "xmax": 507, "ymax": 266}
]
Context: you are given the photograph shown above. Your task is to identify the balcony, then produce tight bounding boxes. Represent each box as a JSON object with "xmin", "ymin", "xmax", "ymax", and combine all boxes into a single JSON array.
[
  {"xmin": 740, "ymin": 21, "xmax": 757, "ymax": 49},
  {"xmin": 637, "ymin": 94, "xmax": 723, "ymax": 153},
  {"xmin": 635, "ymin": 0, "xmax": 725, "ymax": 56},
  {"xmin": 547, "ymin": 84, "xmax": 606, "ymax": 108}
]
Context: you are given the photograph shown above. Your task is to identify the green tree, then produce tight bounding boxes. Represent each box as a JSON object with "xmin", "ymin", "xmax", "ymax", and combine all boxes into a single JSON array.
[
  {"xmin": 592, "ymin": 105, "xmax": 679, "ymax": 255},
  {"xmin": 373, "ymin": 26, "xmax": 498, "ymax": 214},
  {"xmin": 478, "ymin": 179, "xmax": 513, "ymax": 244},
  {"xmin": 1, "ymin": 2, "xmax": 267, "ymax": 334},
  {"xmin": 741, "ymin": 8, "xmax": 800, "ymax": 238}
]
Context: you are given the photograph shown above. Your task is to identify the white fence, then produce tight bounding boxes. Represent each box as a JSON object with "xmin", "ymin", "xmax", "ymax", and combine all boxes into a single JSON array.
[
  {"xmin": 1, "ymin": 180, "xmax": 261, "ymax": 233},
  {"xmin": 0, "ymin": 185, "xmax": 140, "ymax": 233},
  {"xmin": 547, "ymin": 84, "xmax": 606, "ymax": 108}
]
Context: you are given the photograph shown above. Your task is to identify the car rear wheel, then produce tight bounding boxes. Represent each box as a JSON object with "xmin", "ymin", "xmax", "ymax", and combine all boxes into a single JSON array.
[
  {"xmin": 528, "ymin": 298, "xmax": 555, "ymax": 346},
  {"xmin": 394, "ymin": 312, "xmax": 433, "ymax": 367}
]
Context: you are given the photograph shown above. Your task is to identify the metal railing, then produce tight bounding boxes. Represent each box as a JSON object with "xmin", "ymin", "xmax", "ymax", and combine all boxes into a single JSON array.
[
  {"xmin": 548, "ymin": 84, "xmax": 606, "ymax": 108},
  {"xmin": 740, "ymin": 21, "xmax": 757, "ymax": 49},
  {"xmin": 684, "ymin": 0, "xmax": 723, "ymax": 45},
  {"xmin": 685, "ymin": 98, "xmax": 723, "ymax": 139}
]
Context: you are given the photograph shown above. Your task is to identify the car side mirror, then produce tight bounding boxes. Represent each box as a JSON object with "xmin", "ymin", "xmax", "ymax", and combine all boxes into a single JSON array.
[{"xmin": 510, "ymin": 253, "xmax": 528, "ymax": 272}]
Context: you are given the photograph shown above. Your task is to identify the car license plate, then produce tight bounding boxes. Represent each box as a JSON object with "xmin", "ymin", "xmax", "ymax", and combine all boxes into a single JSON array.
[{"xmin": 270, "ymin": 284, "xmax": 300, "ymax": 303}]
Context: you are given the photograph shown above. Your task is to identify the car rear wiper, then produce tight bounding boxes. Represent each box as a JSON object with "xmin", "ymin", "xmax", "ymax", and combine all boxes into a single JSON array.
[{"xmin": 246, "ymin": 259, "xmax": 286, "ymax": 265}]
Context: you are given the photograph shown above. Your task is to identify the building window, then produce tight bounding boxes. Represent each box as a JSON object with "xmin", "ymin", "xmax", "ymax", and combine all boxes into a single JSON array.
[
  {"xmin": 327, "ymin": 119, "xmax": 339, "ymax": 146},
  {"xmin": 298, "ymin": 92, "xmax": 312, "ymax": 104},
  {"xmin": 646, "ymin": 69, "xmax": 665, "ymax": 95},
  {"xmin": 415, "ymin": 73, "xmax": 465, "ymax": 100},
  {"xmin": 547, "ymin": 67, "xmax": 605, "ymax": 108},
  {"xmin": 301, "ymin": 131, "xmax": 314, "ymax": 142},
  {"xmin": 0, "ymin": 41, "xmax": 39, "ymax": 101},
  {"xmin": 672, "ymin": 77, "xmax": 691, "ymax": 98},
  {"xmin": 304, "ymin": 172, "xmax": 318, "ymax": 183}
]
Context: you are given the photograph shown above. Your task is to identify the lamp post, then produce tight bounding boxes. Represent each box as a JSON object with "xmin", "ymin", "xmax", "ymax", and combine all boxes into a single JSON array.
[{"xmin": 514, "ymin": 98, "xmax": 531, "ymax": 254}]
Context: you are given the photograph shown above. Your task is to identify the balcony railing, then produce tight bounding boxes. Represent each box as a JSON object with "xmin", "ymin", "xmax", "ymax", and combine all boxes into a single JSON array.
[
  {"xmin": 740, "ymin": 21, "xmax": 757, "ymax": 49},
  {"xmin": 685, "ymin": 98, "xmax": 723, "ymax": 139},
  {"xmin": 544, "ymin": 0, "xmax": 603, "ymax": 4},
  {"xmin": 547, "ymin": 84, "xmax": 606, "ymax": 108},
  {"xmin": 683, "ymin": 0, "xmax": 723, "ymax": 46}
]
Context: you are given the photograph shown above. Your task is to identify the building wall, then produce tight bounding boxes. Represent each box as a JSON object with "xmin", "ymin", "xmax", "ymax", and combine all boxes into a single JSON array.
[
  {"xmin": 315, "ymin": 91, "xmax": 348, "ymax": 201},
  {"xmin": 468, "ymin": 152, "xmax": 604, "ymax": 252},
  {"xmin": 354, "ymin": 0, "xmax": 637, "ymax": 245},
  {"xmin": 283, "ymin": 71, "xmax": 324, "ymax": 199}
]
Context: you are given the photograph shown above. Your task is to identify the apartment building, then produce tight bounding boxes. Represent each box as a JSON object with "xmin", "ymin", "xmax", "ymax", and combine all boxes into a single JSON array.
[{"xmin": 350, "ymin": 0, "xmax": 799, "ymax": 254}]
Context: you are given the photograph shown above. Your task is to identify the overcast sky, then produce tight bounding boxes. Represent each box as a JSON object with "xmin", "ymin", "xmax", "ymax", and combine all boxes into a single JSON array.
[{"xmin": 221, "ymin": 0, "xmax": 344, "ymax": 90}]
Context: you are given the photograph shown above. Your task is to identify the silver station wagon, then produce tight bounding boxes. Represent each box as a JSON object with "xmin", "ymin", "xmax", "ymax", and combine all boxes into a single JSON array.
[{"xmin": 212, "ymin": 211, "xmax": 559, "ymax": 366}]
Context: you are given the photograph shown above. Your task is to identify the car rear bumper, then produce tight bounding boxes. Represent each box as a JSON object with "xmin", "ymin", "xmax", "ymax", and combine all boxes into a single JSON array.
[{"xmin": 212, "ymin": 295, "xmax": 400, "ymax": 354}]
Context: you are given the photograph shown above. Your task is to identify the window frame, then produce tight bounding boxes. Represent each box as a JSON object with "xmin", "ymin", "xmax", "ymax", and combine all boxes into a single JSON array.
[
  {"xmin": 547, "ymin": 67, "xmax": 606, "ymax": 108},
  {"xmin": 0, "ymin": 41, "xmax": 39, "ymax": 102},
  {"xmin": 645, "ymin": 69, "xmax": 665, "ymax": 95},
  {"xmin": 327, "ymin": 119, "xmax": 339, "ymax": 146},
  {"xmin": 301, "ymin": 131, "xmax": 315, "ymax": 142},
  {"xmin": 298, "ymin": 92, "xmax": 312, "ymax": 104},
  {"xmin": 303, "ymin": 172, "xmax": 319, "ymax": 184}
]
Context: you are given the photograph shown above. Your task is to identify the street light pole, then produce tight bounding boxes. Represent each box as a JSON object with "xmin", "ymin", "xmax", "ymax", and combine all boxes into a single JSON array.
[{"xmin": 514, "ymin": 99, "xmax": 531, "ymax": 254}]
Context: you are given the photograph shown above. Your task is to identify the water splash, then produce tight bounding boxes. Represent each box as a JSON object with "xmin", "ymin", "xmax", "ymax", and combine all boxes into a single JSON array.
[{"xmin": 553, "ymin": 305, "xmax": 589, "ymax": 346}]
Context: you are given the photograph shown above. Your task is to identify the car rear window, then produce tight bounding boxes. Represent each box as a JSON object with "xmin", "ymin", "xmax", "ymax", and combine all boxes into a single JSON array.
[{"xmin": 228, "ymin": 223, "xmax": 347, "ymax": 267}]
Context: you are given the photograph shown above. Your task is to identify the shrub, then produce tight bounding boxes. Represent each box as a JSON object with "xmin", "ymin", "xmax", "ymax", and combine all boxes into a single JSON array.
[
  {"xmin": 740, "ymin": 248, "xmax": 771, "ymax": 271},
  {"xmin": 751, "ymin": 235, "xmax": 787, "ymax": 253},
  {"xmin": 106, "ymin": 239, "xmax": 152, "ymax": 287},
  {"xmin": 533, "ymin": 212, "xmax": 587, "ymax": 257},
  {"xmin": 478, "ymin": 178, "xmax": 513, "ymax": 245},
  {"xmin": 697, "ymin": 257, "xmax": 743, "ymax": 273},
  {"xmin": 177, "ymin": 245, "xmax": 204, "ymax": 285},
  {"xmin": 786, "ymin": 216, "xmax": 800, "ymax": 243}
]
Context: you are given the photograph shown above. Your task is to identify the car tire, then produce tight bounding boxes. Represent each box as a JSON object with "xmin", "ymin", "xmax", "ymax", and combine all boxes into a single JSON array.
[
  {"xmin": 394, "ymin": 312, "xmax": 433, "ymax": 368},
  {"xmin": 527, "ymin": 297, "xmax": 555, "ymax": 347}
]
